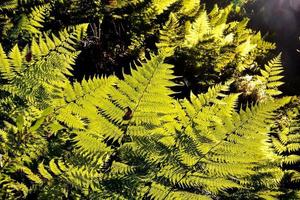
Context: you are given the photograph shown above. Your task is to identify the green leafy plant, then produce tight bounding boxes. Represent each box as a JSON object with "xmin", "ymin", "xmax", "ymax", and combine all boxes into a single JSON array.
[
  {"xmin": 0, "ymin": 28, "xmax": 290, "ymax": 198},
  {"xmin": 235, "ymin": 54, "xmax": 284, "ymax": 102},
  {"xmin": 0, "ymin": 0, "xmax": 52, "ymax": 47},
  {"xmin": 268, "ymin": 99, "xmax": 300, "ymax": 199},
  {"xmin": 155, "ymin": 2, "xmax": 275, "ymax": 97},
  {"xmin": 0, "ymin": 0, "xmax": 297, "ymax": 199}
]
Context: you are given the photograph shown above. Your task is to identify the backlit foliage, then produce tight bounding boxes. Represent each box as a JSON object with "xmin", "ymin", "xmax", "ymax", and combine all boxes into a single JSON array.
[
  {"xmin": 0, "ymin": 28, "xmax": 290, "ymax": 198},
  {"xmin": 0, "ymin": 0, "xmax": 298, "ymax": 199},
  {"xmin": 154, "ymin": 1, "xmax": 276, "ymax": 96},
  {"xmin": 235, "ymin": 54, "xmax": 284, "ymax": 102},
  {"xmin": 268, "ymin": 99, "xmax": 300, "ymax": 199},
  {"xmin": 0, "ymin": 0, "xmax": 52, "ymax": 46}
]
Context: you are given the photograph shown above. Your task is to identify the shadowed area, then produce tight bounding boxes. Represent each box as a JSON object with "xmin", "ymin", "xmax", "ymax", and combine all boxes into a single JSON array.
[{"xmin": 245, "ymin": 0, "xmax": 300, "ymax": 95}]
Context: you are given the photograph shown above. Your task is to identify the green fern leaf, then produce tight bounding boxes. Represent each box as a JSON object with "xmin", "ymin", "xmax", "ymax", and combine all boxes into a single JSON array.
[
  {"xmin": 258, "ymin": 54, "xmax": 284, "ymax": 96},
  {"xmin": 20, "ymin": 166, "xmax": 43, "ymax": 184},
  {"xmin": 49, "ymin": 159, "xmax": 62, "ymax": 175},
  {"xmin": 38, "ymin": 162, "xmax": 53, "ymax": 180},
  {"xmin": 24, "ymin": 4, "xmax": 50, "ymax": 35}
]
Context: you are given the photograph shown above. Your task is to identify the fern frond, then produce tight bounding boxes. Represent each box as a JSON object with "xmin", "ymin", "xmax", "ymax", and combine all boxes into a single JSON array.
[
  {"xmin": 0, "ymin": 24, "xmax": 88, "ymax": 107},
  {"xmin": 0, "ymin": 43, "xmax": 11, "ymax": 79},
  {"xmin": 140, "ymin": 91, "xmax": 289, "ymax": 199},
  {"xmin": 258, "ymin": 54, "xmax": 284, "ymax": 96},
  {"xmin": 152, "ymin": 0, "xmax": 178, "ymax": 15},
  {"xmin": 184, "ymin": 10, "xmax": 210, "ymax": 47},
  {"xmin": 98, "ymin": 52, "xmax": 176, "ymax": 142},
  {"xmin": 178, "ymin": 82, "xmax": 231, "ymax": 124},
  {"xmin": 235, "ymin": 37, "xmax": 257, "ymax": 58},
  {"xmin": 22, "ymin": 4, "xmax": 50, "ymax": 35},
  {"xmin": 0, "ymin": 1, "xmax": 294, "ymax": 198},
  {"xmin": 74, "ymin": 131, "xmax": 113, "ymax": 162},
  {"xmin": 51, "ymin": 76, "xmax": 117, "ymax": 128},
  {"xmin": 65, "ymin": 165, "xmax": 100, "ymax": 190},
  {"xmin": 19, "ymin": 166, "xmax": 43, "ymax": 184},
  {"xmin": 0, "ymin": 0, "xmax": 17, "ymax": 10},
  {"xmin": 156, "ymin": 13, "xmax": 183, "ymax": 55},
  {"xmin": 38, "ymin": 162, "xmax": 53, "ymax": 180},
  {"xmin": 148, "ymin": 182, "xmax": 212, "ymax": 200},
  {"xmin": 257, "ymin": 190, "xmax": 284, "ymax": 200},
  {"xmin": 179, "ymin": 0, "xmax": 200, "ymax": 15},
  {"xmin": 0, "ymin": 175, "xmax": 29, "ymax": 198},
  {"xmin": 271, "ymin": 110, "xmax": 300, "ymax": 171},
  {"xmin": 18, "ymin": 159, "xmax": 97, "ymax": 193},
  {"xmin": 107, "ymin": 161, "xmax": 136, "ymax": 177}
]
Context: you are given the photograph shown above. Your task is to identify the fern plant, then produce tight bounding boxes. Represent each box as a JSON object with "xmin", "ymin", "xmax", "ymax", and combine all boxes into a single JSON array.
[
  {"xmin": 134, "ymin": 89, "xmax": 289, "ymax": 199},
  {"xmin": 0, "ymin": 1, "xmax": 294, "ymax": 199},
  {"xmin": 0, "ymin": 0, "xmax": 52, "ymax": 48},
  {"xmin": 1, "ymin": 0, "xmax": 273, "ymax": 99},
  {"xmin": 0, "ymin": 0, "xmax": 99, "ymax": 49},
  {"xmin": 0, "ymin": 24, "xmax": 88, "ymax": 114},
  {"xmin": 15, "ymin": 0, "xmax": 273, "ymax": 99},
  {"xmin": 268, "ymin": 99, "xmax": 300, "ymax": 199},
  {"xmin": 155, "ymin": 3, "xmax": 276, "ymax": 97},
  {"xmin": 0, "ymin": 40, "xmax": 290, "ymax": 198},
  {"xmin": 0, "ymin": 24, "xmax": 90, "ymax": 199},
  {"xmin": 235, "ymin": 54, "xmax": 284, "ymax": 102}
]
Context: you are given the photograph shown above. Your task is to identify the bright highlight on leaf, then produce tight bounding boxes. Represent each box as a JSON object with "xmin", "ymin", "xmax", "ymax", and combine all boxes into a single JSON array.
[{"xmin": 0, "ymin": 0, "xmax": 298, "ymax": 199}]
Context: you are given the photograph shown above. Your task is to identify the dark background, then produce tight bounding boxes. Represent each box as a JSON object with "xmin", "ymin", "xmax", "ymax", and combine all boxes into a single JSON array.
[
  {"xmin": 74, "ymin": 0, "xmax": 300, "ymax": 96},
  {"xmin": 245, "ymin": 0, "xmax": 300, "ymax": 95}
]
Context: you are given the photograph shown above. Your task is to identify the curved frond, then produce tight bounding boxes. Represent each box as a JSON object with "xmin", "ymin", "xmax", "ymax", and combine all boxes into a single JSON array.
[{"xmin": 258, "ymin": 54, "xmax": 284, "ymax": 96}]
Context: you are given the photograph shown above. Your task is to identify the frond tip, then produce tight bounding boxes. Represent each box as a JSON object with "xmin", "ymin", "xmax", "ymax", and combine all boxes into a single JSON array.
[{"xmin": 258, "ymin": 54, "xmax": 284, "ymax": 96}]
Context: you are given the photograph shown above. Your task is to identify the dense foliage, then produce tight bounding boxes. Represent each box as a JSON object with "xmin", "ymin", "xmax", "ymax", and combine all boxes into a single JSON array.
[{"xmin": 0, "ymin": 0, "xmax": 299, "ymax": 199}]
